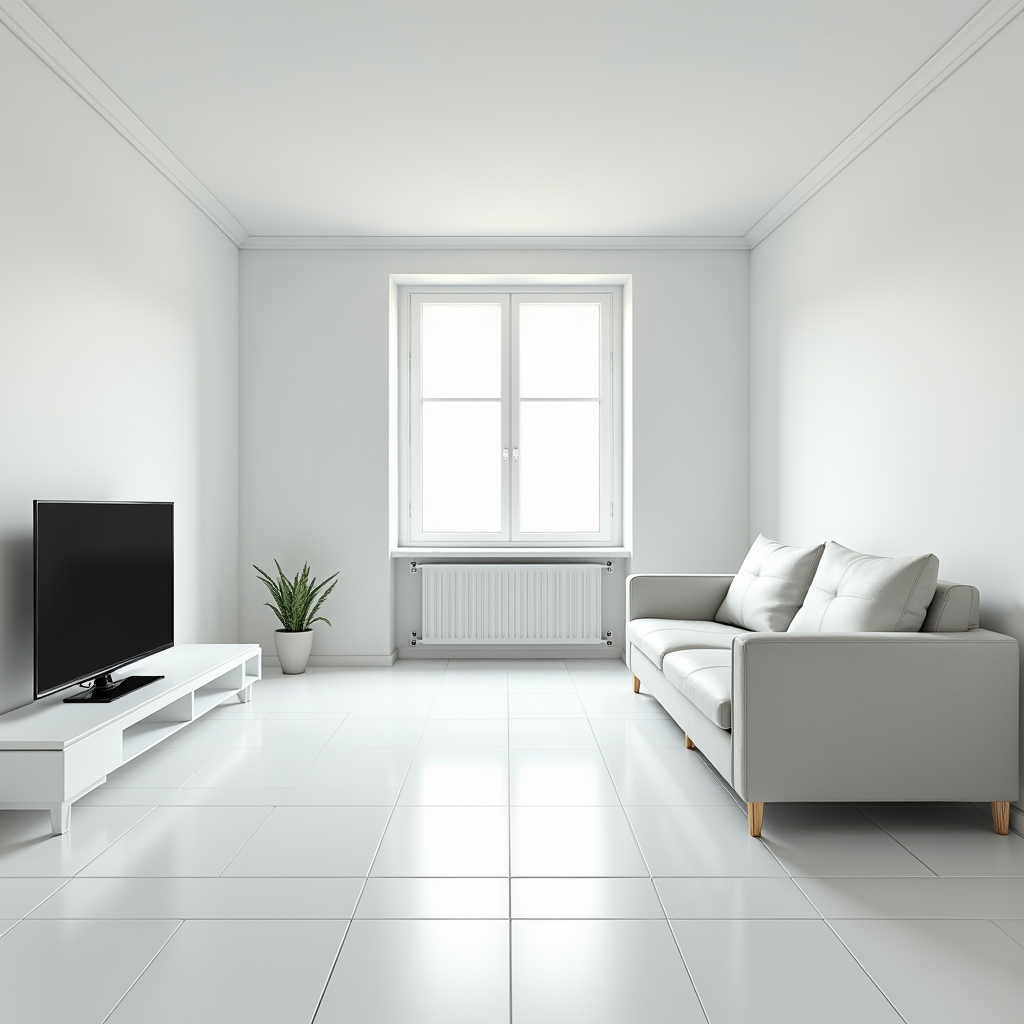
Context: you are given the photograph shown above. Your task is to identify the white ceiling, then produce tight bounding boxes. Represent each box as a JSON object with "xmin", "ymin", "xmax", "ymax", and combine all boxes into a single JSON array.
[{"xmin": 21, "ymin": 0, "xmax": 993, "ymax": 238}]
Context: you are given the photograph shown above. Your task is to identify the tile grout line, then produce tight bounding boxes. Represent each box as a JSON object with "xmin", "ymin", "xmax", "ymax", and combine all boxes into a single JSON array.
[
  {"xmin": 584, "ymin": 691, "xmax": 909, "ymax": 1024},
  {"xmin": 207, "ymin": 707, "xmax": 347, "ymax": 879},
  {"xmin": 785, "ymin": 873, "xmax": 1024, "ymax": 922},
  {"xmin": 854, "ymin": 806, "xmax": 940, "ymax": 878},
  {"xmin": 788, "ymin": 876, "xmax": 839, "ymax": 921},
  {"xmin": 307, "ymin": 660, "xmax": 445, "ymax": 1023},
  {"xmin": 213, "ymin": 804, "xmax": 278, "ymax": 878},
  {"xmin": 992, "ymin": 918, "xmax": 1024, "ymax": 950},
  {"xmin": 507, "ymin": 669, "xmax": 513, "ymax": 1024},
  {"xmin": 99, "ymin": 918, "xmax": 185, "ymax": 1023},
  {"xmin": 680, "ymin": 743, "xmax": 822, "ymax": 884},
  {"xmin": 819, "ymin": 916, "xmax": 912, "ymax": 1024},
  {"xmin": 65, "ymin": 804, "xmax": 162, "ymax": 880},
  {"xmin": 686, "ymin": 743, "xmax": 951, "ymax": 889},
  {"xmin": 570, "ymin": 662, "xmax": 714, "ymax": 1024},
  {"xmin": 8, "ymin": 876, "xmax": 76, "ymax": 922},
  {"xmin": 195, "ymin": 670, "xmax": 383, "ymax": 1022}
]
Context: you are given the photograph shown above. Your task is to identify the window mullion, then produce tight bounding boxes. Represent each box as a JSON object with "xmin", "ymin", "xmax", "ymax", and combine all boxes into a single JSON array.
[
  {"xmin": 409, "ymin": 293, "xmax": 422, "ymax": 539},
  {"xmin": 507, "ymin": 294, "xmax": 519, "ymax": 541}
]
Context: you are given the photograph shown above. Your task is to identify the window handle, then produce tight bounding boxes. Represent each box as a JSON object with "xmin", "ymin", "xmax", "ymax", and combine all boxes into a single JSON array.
[
  {"xmin": 512, "ymin": 447, "xmax": 519, "ymax": 462},
  {"xmin": 503, "ymin": 448, "xmax": 509, "ymax": 461}
]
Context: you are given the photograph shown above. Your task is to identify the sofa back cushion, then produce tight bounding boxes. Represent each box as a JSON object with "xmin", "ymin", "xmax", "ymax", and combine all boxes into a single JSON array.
[
  {"xmin": 715, "ymin": 534, "xmax": 825, "ymax": 632},
  {"xmin": 788, "ymin": 541, "xmax": 939, "ymax": 633}
]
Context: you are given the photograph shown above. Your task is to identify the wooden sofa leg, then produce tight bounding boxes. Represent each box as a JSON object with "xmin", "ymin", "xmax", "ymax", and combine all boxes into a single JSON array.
[
  {"xmin": 748, "ymin": 802, "xmax": 764, "ymax": 838},
  {"xmin": 684, "ymin": 733, "xmax": 696, "ymax": 750},
  {"xmin": 632, "ymin": 675, "xmax": 640, "ymax": 693},
  {"xmin": 992, "ymin": 801, "xmax": 1010, "ymax": 835}
]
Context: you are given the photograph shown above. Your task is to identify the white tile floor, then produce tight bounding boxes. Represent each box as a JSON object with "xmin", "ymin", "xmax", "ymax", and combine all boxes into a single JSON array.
[{"xmin": 1, "ymin": 658, "xmax": 1023, "ymax": 1022}]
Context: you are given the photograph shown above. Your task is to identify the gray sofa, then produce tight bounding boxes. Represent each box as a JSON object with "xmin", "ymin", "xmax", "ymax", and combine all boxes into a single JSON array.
[{"xmin": 626, "ymin": 570, "xmax": 1019, "ymax": 837}]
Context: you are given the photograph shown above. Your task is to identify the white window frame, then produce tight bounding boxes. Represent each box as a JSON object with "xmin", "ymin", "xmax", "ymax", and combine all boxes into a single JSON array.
[{"xmin": 398, "ymin": 284, "xmax": 622, "ymax": 548}]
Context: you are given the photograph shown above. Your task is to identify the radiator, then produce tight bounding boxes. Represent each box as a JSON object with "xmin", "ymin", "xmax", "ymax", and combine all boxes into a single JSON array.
[{"xmin": 420, "ymin": 564, "xmax": 603, "ymax": 644}]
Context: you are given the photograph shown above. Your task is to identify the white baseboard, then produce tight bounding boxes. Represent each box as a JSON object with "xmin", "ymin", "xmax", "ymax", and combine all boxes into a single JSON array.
[
  {"xmin": 396, "ymin": 645, "xmax": 625, "ymax": 660},
  {"xmin": 263, "ymin": 652, "xmax": 398, "ymax": 669}
]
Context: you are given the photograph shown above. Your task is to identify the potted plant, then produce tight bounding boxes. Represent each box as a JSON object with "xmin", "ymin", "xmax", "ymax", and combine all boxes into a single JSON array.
[{"xmin": 253, "ymin": 560, "xmax": 339, "ymax": 674}]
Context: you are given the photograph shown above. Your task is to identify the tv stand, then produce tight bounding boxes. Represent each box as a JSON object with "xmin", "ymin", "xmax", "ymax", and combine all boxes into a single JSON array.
[
  {"xmin": 0, "ymin": 644, "xmax": 260, "ymax": 834},
  {"xmin": 63, "ymin": 674, "xmax": 165, "ymax": 703}
]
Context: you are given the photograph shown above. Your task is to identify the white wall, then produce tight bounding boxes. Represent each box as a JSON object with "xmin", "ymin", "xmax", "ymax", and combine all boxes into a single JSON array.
[
  {"xmin": 0, "ymin": 25, "xmax": 240, "ymax": 713},
  {"xmin": 750, "ymin": 15, "xmax": 1024, "ymax": 809},
  {"xmin": 240, "ymin": 248, "xmax": 749, "ymax": 662}
]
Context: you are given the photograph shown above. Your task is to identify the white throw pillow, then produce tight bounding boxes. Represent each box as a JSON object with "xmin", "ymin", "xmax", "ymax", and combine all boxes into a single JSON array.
[
  {"xmin": 788, "ymin": 541, "xmax": 939, "ymax": 633},
  {"xmin": 715, "ymin": 535, "xmax": 825, "ymax": 632}
]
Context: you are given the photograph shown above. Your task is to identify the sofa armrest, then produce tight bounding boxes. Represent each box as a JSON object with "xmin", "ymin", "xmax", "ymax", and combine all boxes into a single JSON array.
[
  {"xmin": 731, "ymin": 630, "xmax": 1020, "ymax": 803},
  {"xmin": 626, "ymin": 574, "xmax": 734, "ymax": 623}
]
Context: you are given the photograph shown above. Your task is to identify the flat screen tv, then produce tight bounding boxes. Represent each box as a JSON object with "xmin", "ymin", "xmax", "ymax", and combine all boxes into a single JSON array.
[{"xmin": 34, "ymin": 501, "xmax": 174, "ymax": 702}]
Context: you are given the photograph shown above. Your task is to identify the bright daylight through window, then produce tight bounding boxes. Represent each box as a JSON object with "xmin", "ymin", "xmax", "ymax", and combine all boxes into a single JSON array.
[{"xmin": 400, "ymin": 288, "xmax": 620, "ymax": 546}]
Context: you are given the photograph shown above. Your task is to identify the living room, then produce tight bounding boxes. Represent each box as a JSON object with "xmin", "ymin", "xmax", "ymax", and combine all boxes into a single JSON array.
[{"xmin": 1, "ymin": 1, "xmax": 1023, "ymax": 1021}]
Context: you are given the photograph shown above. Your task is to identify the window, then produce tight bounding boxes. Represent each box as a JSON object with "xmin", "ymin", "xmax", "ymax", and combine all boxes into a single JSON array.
[{"xmin": 398, "ymin": 286, "xmax": 621, "ymax": 546}]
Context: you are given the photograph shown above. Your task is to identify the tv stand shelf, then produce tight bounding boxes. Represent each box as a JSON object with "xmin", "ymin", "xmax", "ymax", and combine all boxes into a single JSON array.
[{"xmin": 0, "ymin": 644, "xmax": 261, "ymax": 834}]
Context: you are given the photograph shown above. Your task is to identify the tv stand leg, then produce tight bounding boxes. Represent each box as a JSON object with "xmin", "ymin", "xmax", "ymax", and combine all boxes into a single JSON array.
[
  {"xmin": 238, "ymin": 684, "xmax": 252, "ymax": 703},
  {"xmin": 50, "ymin": 802, "xmax": 70, "ymax": 836}
]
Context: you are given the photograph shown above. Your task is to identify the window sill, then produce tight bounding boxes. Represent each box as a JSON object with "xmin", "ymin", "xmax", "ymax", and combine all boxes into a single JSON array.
[{"xmin": 391, "ymin": 547, "xmax": 631, "ymax": 558}]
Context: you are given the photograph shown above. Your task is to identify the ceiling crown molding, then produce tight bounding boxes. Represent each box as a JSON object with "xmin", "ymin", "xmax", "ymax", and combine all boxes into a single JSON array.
[
  {"xmin": 0, "ymin": 0, "xmax": 249, "ymax": 246},
  {"xmin": 241, "ymin": 235, "xmax": 750, "ymax": 251},
  {"xmin": 5, "ymin": 0, "xmax": 1019, "ymax": 252},
  {"xmin": 745, "ymin": 0, "xmax": 1024, "ymax": 248}
]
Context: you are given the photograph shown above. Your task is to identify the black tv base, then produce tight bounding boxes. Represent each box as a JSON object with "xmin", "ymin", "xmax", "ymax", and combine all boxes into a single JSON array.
[{"xmin": 63, "ymin": 674, "xmax": 165, "ymax": 703}]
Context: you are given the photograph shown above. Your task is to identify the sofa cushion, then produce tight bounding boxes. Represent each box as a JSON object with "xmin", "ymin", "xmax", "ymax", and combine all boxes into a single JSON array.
[
  {"xmin": 715, "ymin": 534, "xmax": 825, "ymax": 632},
  {"xmin": 788, "ymin": 541, "xmax": 939, "ymax": 633},
  {"xmin": 627, "ymin": 618, "xmax": 747, "ymax": 670},
  {"xmin": 663, "ymin": 649, "xmax": 733, "ymax": 729},
  {"xmin": 920, "ymin": 581, "xmax": 980, "ymax": 633}
]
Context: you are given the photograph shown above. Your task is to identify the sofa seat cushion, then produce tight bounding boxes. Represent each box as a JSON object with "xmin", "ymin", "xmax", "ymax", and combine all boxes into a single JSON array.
[
  {"xmin": 663, "ymin": 649, "xmax": 733, "ymax": 729},
  {"xmin": 627, "ymin": 618, "xmax": 748, "ymax": 670},
  {"xmin": 789, "ymin": 541, "xmax": 939, "ymax": 633}
]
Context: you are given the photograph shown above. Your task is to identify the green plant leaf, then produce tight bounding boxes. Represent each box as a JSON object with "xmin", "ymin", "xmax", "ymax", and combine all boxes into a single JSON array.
[{"xmin": 253, "ymin": 561, "xmax": 340, "ymax": 632}]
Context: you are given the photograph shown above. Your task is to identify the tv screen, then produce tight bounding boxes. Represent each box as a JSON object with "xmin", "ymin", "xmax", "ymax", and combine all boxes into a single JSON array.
[{"xmin": 34, "ymin": 501, "xmax": 174, "ymax": 699}]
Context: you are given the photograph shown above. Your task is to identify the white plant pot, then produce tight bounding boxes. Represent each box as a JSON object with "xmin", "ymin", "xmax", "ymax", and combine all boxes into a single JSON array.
[{"xmin": 274, "ymin": 629, "xmax": 314, "ymax": 674}]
